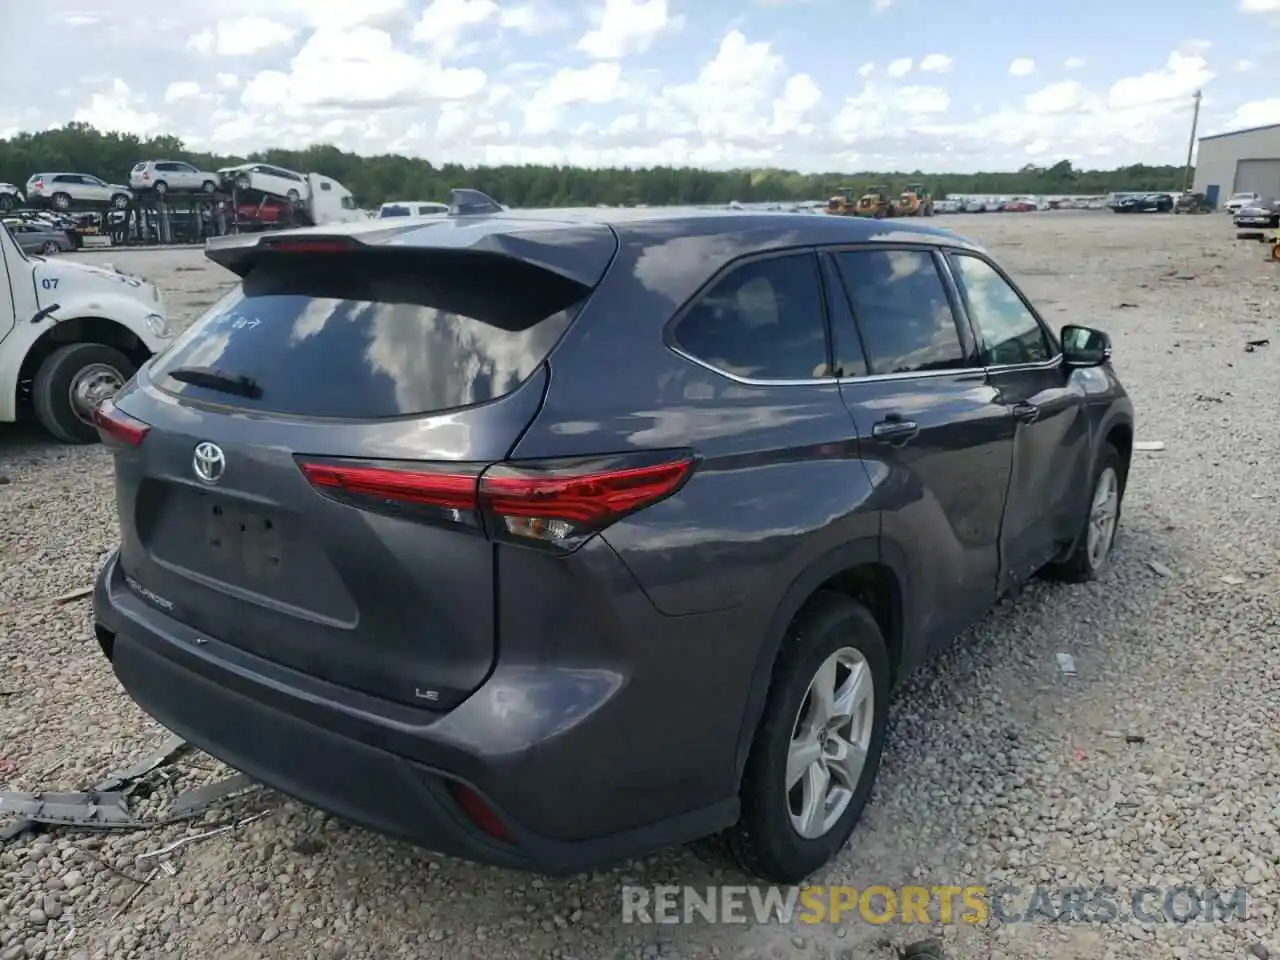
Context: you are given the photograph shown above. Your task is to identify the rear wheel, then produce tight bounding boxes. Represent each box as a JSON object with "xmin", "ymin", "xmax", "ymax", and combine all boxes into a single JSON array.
[
  {"xmin": 40, "ymin": 241, "xmax": 58, "ymax": 255},
  {"xmin": 52, "ymin": 192, "xmax": 71, "ymax": 211},
  {"xmin": 287, "ymin": 189, "xmax": 301, "ymax": 205},
  {"xmin": 235, "ymin": 175, "xmax": 251, "ymax": 191},
  {"xmin": 32, "ymin": 343, "xmax": 137, "ymax": 444},
  {"xmin": 202, "ymin": 180, "xmax": 217, "ymax": 193},
  {"xmin": 111, "ymin": 193, "xmax": 130, "ymax": 210},
  {"xmin": 0, "ymin": 194, "xmax": 12, "ymax": 212},
  {"xmin": 154, "ymin": 181, "xmax": 168, "ymax": 195},
  {"xmin": 725, "ymin": 592, "xmax": 890, "ymax": 883}
]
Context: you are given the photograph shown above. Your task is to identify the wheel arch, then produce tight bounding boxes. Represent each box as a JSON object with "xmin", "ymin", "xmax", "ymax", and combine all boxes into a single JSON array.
[
  {"xmin": 733, "ymin": 537, "xmax": 908, "ymax": 777},
  {"xmin": 1101, "ymin": 414, "xmax": 1134, "ymax": 488},
  {"xmin": 15, "ymin": 316, "xmax": 154, "ymax": 413}
]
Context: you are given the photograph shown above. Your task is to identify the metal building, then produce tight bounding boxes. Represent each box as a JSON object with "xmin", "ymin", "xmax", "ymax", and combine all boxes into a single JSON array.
[{"xmin": 1193, "ymin": 122, "xmax": 1280, "ymax": 208}]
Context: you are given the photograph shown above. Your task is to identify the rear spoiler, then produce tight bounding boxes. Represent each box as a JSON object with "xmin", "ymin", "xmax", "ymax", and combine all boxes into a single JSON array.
[{"xmin": 204, "ymin": 215, "xmax": 617, "ymax": 287}]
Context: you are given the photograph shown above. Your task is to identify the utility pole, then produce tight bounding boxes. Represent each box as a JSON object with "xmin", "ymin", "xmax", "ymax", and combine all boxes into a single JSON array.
[{"xmin": 1184, "ymin": 88, "xmax": 1202, "ymax": 192}]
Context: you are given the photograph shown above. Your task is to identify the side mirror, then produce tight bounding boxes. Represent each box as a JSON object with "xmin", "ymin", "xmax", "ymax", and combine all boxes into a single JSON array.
[{"xmin": 1061, "ymin": 324, "xmax": 1112, "ymax": 368}]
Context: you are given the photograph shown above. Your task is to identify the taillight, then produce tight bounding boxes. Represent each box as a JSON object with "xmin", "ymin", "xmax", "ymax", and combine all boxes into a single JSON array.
[
  {"xmin": 33, "ymin": 179, "xmax": 43, "ymax": 191},
  {"xmin": 93, "ymin": 398, "xmax": 150, "ymax": 446},
  {"xmin": 295, "ymin": 453, "xmax": 696, "ymax": 549},
  {"xmin": 479, "ymin": 457, "xmax": 695, "ymax": 544}
]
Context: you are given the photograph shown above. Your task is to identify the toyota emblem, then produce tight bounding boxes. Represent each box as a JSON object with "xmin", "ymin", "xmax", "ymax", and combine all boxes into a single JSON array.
[{"xmin": 192, "ymin": 442, "xmax": 226, "ymax": 484}]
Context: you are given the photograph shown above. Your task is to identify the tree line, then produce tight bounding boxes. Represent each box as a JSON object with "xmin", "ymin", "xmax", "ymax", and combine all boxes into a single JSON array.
[{"xmin": 0, "ymin": 123, "xmax": 1190, "ymax": 209}]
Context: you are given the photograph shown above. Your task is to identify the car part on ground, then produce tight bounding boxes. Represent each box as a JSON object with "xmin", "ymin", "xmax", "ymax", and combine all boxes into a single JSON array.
[{"xmin": 0, "ymin": 734, "xmax": 261, "ymax": 841}]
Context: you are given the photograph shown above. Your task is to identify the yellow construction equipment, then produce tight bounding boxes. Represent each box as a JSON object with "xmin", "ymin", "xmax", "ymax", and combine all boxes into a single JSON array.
[
  {"xmin": 826, "ymin": 189, "xmax": 858, "ymax": 216},
  {"xmin": 854, "ymin": 185, "xmax": 893, "ymax": 218},
  {"xmin": 893, "ymin": 183, "xmax": 935, "ymax": 217}
]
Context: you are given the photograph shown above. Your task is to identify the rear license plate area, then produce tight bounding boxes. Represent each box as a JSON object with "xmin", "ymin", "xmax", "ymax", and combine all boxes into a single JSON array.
[{"xmin": 202, "ymin": 498, "xmax": 287, "ymax": 583}]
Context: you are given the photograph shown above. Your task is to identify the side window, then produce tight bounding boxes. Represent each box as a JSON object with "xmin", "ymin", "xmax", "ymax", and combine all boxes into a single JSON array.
[
  {"xmin": 948, "ymin": 254, "xmax": 1052, "ymax": 366},
  {"xmin": 672, "ymin": 253, "xmax": 830, "ymax": 381},
  {"xmin": 341, "ymin": 196, "xmax": 357, "ymax": 210},
  {"xmin": 834, "ymin": 249, "xmax": 967, "ymax": 375},
  {"xmin": 319, "ymin": 181, "xmax": 332, "ymax": 191}
]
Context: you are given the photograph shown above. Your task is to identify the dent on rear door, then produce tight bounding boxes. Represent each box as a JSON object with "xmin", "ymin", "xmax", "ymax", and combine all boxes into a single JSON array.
[{"xmin": 825, "ymin": 246, "xmax": 1015, "ymax": 651}]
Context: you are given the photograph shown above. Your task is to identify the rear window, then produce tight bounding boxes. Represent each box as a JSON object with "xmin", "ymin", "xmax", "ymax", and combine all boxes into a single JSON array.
[
  {"xmin": 132, "ymin": 162, "xmax": 146, "ymax": 172},
  {"xmin": 149, "ymin": 251, "xmax": 586, "ymax": 419},
  {"xmin": 379, "ymin": 205, "xmax": 411, "ymax": 218}
]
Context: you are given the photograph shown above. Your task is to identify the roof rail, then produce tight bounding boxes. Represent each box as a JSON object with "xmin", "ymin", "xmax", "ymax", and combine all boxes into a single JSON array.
[{"xmin": 449, "ymin": 188, "xmax": 504, "ymax": 216}]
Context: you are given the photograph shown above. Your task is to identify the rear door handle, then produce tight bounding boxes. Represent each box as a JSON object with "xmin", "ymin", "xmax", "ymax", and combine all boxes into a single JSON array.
[
  {"xmin": 872, "ymin": 418, "xmax": 920, "ymax": 444},
  {"xmin": 1012, "ymin": 401, "xmax": 1040, "ymax": 424}
]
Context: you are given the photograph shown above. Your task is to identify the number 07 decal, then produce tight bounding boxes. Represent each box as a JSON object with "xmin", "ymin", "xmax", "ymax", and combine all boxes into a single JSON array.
[{"xmin": 41, "ymin": 277, "xmax": 58, "ymax": 290}]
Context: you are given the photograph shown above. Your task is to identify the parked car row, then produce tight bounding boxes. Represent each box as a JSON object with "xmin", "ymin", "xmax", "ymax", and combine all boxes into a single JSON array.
[{"xmin": 3, "ymin": 160, "xmax": 361, "ymax": 223}]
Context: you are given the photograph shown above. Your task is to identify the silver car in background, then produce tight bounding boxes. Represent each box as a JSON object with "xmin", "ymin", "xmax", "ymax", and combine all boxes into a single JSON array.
[
  {"xmin": 130, "ymin": 160, "xmax": 222, "ymax": 196},
  {"xmin": 2, "ymin": 218, "xmax": 75, "ymax": 255}
]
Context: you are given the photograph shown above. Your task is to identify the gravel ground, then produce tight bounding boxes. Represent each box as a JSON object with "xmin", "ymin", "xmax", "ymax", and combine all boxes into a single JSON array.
[{"xmin": 2, "ymin": 212, "xmax": 1278, "ymax": 960}]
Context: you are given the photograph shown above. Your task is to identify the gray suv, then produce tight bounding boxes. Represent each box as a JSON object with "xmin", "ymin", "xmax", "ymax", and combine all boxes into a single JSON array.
[{"xmin": 92, "ymin": 200, "xmax": 1134, "ymax": 882}]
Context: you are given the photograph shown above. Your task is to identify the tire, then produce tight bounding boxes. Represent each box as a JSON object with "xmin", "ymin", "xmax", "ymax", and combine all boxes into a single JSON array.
[
  {"xmin": 52, "ymin": 192, "xmax": 71, "ymax": 211},
  {"xmin": 724, "ymin": 591, "xmax": 890, "ymax": 883},
  {"xmin": 32, "ymin": 343, "xmax": 137, "ymax": 445},
  {"xmin": 235, "ymin": 175, "xmax": 251, "ymax": 191},
  {"xmin": 40, "ymin": 241, "xmax": 58, "ymax": 255},
  {"xmin": 154, "ymin": 181, "xmax": 168, "ymax": 195},
  {"xmin": 0, "ymin": 194, "xmax": 12, "ymax": 212},
  {"xmin": 202, "ymin": 180, "xmax": 217, "ymax": 193},
  {"xmin": 111, "ymin": 194, "xmax": 130, "ymax": 210},
  {"xmin": 1043, "ymin": 442, "xmax": 1126, "ymax": 582},
  {"xmin": 286, "ymin": 189, "xmax": 301, "ymax": 205}
]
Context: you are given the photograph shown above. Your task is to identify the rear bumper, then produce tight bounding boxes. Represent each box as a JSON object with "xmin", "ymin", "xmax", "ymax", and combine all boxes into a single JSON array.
[{"xmin": 92, "ymin": 550, "xmax": 736, "ymax": 874}]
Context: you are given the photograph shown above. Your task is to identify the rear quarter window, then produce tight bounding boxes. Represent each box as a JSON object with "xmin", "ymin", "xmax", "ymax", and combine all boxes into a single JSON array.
[{"xmin": 149, "ymin": 251, "xmax": 587, "ymax": 419}]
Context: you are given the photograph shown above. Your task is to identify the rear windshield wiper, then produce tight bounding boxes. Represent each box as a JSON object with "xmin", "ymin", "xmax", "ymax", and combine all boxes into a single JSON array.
[{"xmin": 166, "ymin": 366, "xmax": 263, "ymax": 399}]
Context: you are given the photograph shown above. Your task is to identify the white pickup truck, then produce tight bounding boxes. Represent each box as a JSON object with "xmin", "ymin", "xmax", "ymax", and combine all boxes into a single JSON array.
[{"xmin": 0, "ymin": 221, "xmax": 173, "ymax": 443}]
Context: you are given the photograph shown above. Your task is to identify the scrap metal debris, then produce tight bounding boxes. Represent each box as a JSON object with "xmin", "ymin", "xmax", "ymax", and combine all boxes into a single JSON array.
[
  {"xmin": 1134, "ymin": 440, "xmax": 1165, "ymax": 452},
  {"xmin": 0, "ymin": 734, "xmax": 263, "ymax": 841},
  {"xmin": 1147, "ymin": 560, "xmax": 1174, "ymax": 578},
  {"xmin": 137, "ymin": 811, "xmax": 271, "ymax": 861},
  {"xmin": 1245, "ymin": 338, "xmax": 1271, "ymax": 353}
]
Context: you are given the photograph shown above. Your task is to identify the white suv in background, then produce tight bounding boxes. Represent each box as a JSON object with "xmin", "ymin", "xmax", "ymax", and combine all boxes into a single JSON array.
[
  {"xmin": 218, "ymin": 163, "xmax": 309, "ymax": 203},
  {"xmin": 1225, "ymin": 191, "xmax": 1261, "ymax": 215},
  {"xmin": 27, "ymin": 173, "xmax": 132, "ymax": 211},
  {"xmin": 130, "ymin": 160, "xmax": 222, "ymax": 196}
]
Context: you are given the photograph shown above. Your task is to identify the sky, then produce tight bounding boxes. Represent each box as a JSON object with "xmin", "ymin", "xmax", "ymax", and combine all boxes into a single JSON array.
[{"xmin": 3, "ymin": 0, "xmax": 1280, "ymax": 173}]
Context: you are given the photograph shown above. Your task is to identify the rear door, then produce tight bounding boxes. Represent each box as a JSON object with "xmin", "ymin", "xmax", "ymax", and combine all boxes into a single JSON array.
[
  {"xmin": 943, "ymin": 250, "xmax": 1088, "ymax": 589},
  {"xmin": 107, "ymin": 227, "xmax": 616, "ymax": 710},
  {"xmin": 825, "ymin": 246, "xmax": 1015, "ymax": 648}
]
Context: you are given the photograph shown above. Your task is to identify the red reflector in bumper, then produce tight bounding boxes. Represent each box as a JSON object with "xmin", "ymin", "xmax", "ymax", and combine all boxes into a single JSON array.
[{"xmin": 449, "ymin": 783, "xmax": 511, "ymax": 842}]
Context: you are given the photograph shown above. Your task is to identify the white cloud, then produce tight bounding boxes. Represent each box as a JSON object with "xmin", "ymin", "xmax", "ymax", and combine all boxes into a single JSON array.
[
  {"xmin": 872, "ymin": 0, "xmax": 893, "ymax": 10},
  {"xmin": 919, "ymin": 54, "xmax": 953, "ymax": 74},
  {"xmin": 163, "ymin": 82, "xmax": 202, "ymax": 104},
  {"xmin": 578, "ymin": 0, "xmax": 679, "ymax": 59},
  {"xmin": 1009, "ymin": 58, "xmax": 1036, "ymax": 77},
  {"xmin": 1064, "ymin": 56, "xmax": 1085, "ymax": 70},
  {"xmin": 187, "ymin": 17, "xmax": 297, "ymax": 56},
  {"xmin": 241, "ymin": 27, "xmax": 487, "ymax": 110},
  {"xmin": 72, "ymin": 79, "xmax": 160, "ymax": 136},
  {"xmin": 215, "ymin": 73, "xmax": 240, "ymax": 90},
  {"xmin": 524, "ymin": 62, "xmax": 628, "ymax": 134},
  {"xmin": 1230, "ymin": 99, "xmax": 1280, "ymax": 127},
  {"xmin": 1237, "ymin": 59, "xmax": 1255, "ymax": 72},
  {"xmin": 857, "ymin": 62, "xmax": 874, "ymax": 78},
  {"xmin": 886, "ymin": 58, "xmax": 912, "ymax": 78},
  {"xmin": 1240, "ymin": 0, "xmax": 1280, "ymax": 11}
]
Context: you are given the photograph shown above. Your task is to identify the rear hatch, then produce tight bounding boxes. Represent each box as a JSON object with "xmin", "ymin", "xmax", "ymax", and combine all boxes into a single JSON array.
[{"xmin": 101, "ymin": 222, "xmax": 616, "ymax": 710}]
